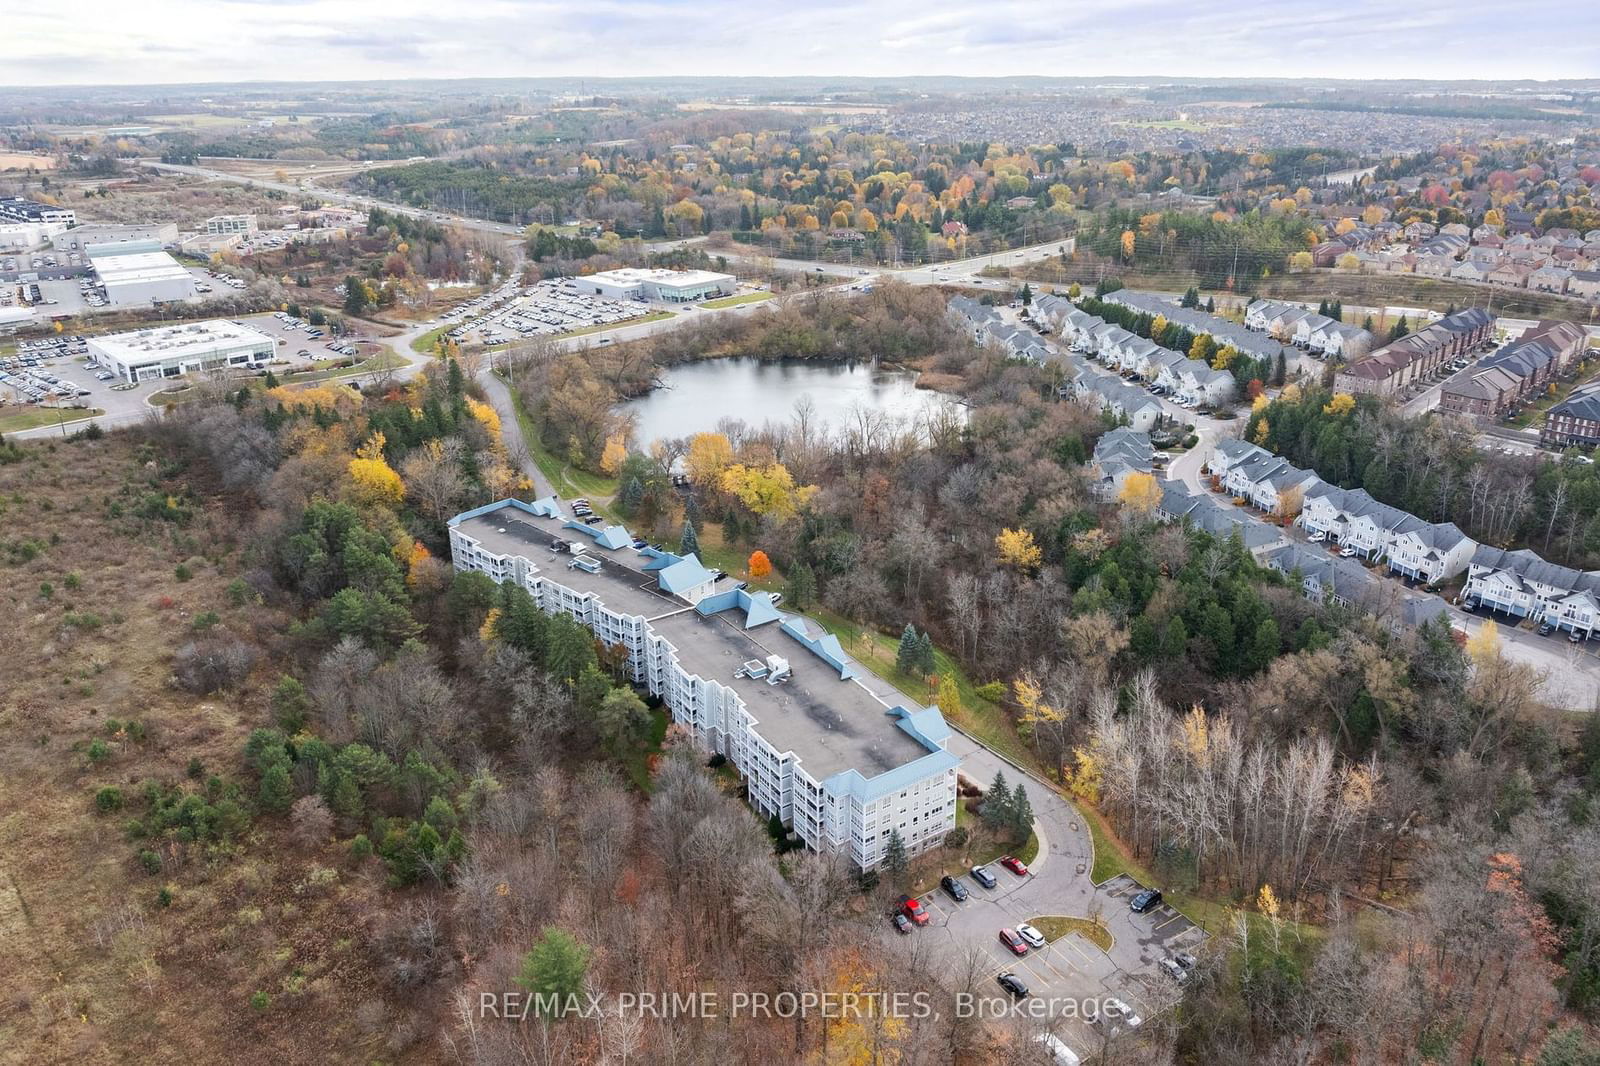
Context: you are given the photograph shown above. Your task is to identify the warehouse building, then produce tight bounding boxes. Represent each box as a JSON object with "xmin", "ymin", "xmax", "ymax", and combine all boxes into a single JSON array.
[
  {"xmin": 88, "ymin": 319, "xmax": 275, "ymax": 383},
  {"xmin": 0, "ymin": 197, "xmax": 76, "ymax": 227},
  {"xmin": 53, "ymin": 222, "xmax": 178, "ymax": 253},
  {"xmin": 88, "ymin": 240, "xmax": 196, "ymax": 306},
  {"xmin": 449, "ymin": 498, "xmax": 960, "ymax": 870},
  {"xmin": 583, "ymin": 267, "xmax": 736, "ymax": 303}
]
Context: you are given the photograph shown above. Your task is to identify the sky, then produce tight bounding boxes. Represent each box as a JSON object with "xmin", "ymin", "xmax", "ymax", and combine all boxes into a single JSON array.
[{"xmin": 7, "ymin": 0, "xmax": 1599, "ymax": 86}]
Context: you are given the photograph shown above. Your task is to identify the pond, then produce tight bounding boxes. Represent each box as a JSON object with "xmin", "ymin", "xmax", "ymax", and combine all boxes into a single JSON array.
[{"xmin": 618, "ymin": 358, "xmax": 960, "ymax": 446}]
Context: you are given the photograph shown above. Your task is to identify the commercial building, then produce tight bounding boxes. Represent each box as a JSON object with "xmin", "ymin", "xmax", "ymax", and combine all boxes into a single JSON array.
[
  {"xmin": 87, "ymin": 319, "xmax": 275, "ymax": 383},
  {"xmin": 0, "ymin": 221, "xmax": 64, "ymax": 252},
  {"xmin": 88, "ymin": 239, "xmax": 196, "ymax": 306},
  {"xmin": 0, "ymin": 197, "xmax": 76, "ymax": 227},
  {"xmin": 53, "ymin": 222, "xmax": 178, "ymax": 253},
  {"xmin": 582, "ymin": 267, "xmax": 735, "ymax": 303},
  {"xmin": 204, "ymin": 214, "xmax": 258, "ymax": 236},
  {"xmin": 448, "ymin": 498, "xmax": 959, "ymax": 870}
]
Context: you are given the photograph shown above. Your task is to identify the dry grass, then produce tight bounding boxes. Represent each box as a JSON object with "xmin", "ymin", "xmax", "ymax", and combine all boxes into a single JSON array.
[{"xmin": 0, "ymin": 433, "xmax": 396, "ymax": 1064}]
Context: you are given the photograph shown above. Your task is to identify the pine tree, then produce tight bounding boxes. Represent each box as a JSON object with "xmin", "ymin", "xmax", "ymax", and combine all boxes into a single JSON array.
[
  {"xmin": 982, "ymin": 772, "xmax": 1012, "ymax": 830},
  {"xmin": 785, "ymin": 562, "xmax": 815, "ymax": 610},
  {"xmin": 1205, "ymin": 296, "xmax": 1215, "ymax": 312},
  {"xmin": 1331, "ymin": 300, "xmax": 1343, "ymax": 322},
  {"xmin": 258, "ymin": 763, "xmax": 293, "ymax": 814},
  {"xmin": 896, "ymin": 624, "xmax": 920, "ymax": 674},
  {"xmin": 915, "ymin": 631, "xmax": 936, "ymax": 675},
  {"xmin": 679, "ymin": 519, "xmax": 700, "ymax": 558},
  {"xmin": 1272, "ymin": 352, "xmax": 1287, "ymax": 386},
  {"xmin": 1317, "ymin": 299, "xmax": 1329, "ymax": 317},
  {"xmin": 263, "ymin": 369, "xmax": 280, "ymax": 389},
  {"xmin": 882, "ymin": 828, "xmax": 909, "ymax": 885},
  {"xmin": 1009, "ymin": 785, "xmax": 1035, "ymax": 843},
  {"xmin": 722, "ymin": 508, "xmax": 740, "ymax": 545},
  {"xmin": 619, "ymin": 476, "xmax": 643, "ymax": 514},
  {"xmin": 683, "ymin": 493, "xmax": 703, "ymax": 533}
]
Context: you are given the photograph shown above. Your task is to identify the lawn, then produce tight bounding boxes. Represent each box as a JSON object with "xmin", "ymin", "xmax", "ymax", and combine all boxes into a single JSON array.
[
  {"xmin": 808, "ymin": 606, "xmax": 1037, "ymax": 771},
  {"xmin": 1030, "ymin": 915, "xmax": 1114, "ymax": 952},
  {"xmin": 0, "ymin": 407, "xmax": 105, "ymax": 433},
  {"xmin": 290, "ymin": 351, "xmax": 405, "ymax": 383},
  {"xmin": 410, "ymin": 324, "xmax": 452, "ymax": 355},
  {"xmin": 501, "ymin": 380, "xmax": 620, "ymax": 500},
  {"xmin": 701, "ymin": 291, "xmax": 774, "ymax": 310}
]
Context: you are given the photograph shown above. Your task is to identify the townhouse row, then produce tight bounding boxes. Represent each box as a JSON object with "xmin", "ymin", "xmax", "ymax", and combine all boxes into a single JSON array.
[
  {"xmin": 1032, "ymin": 296, "xmax": 1237, "ymax": 407},
  {"xmin": 1243, "ymin": 300, "xmax": 1375, "ymax": 361},
  {"xmin": 1332, "ymin": 308, "xmax": 1497, "ymax": 398},
  {"xmin": 448, "ymin": 497, "xmax": 960, "ymax": 870},
  {"xmin": 1438, "ymin": 320, "xmax": 1590, "ymax": 422}
]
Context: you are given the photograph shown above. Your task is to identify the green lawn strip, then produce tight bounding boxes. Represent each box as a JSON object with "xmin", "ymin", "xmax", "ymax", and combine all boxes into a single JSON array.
[
  {"xmin": 700, "ymin": 291, "xmax": 774, "ymax": 310},
  {"xmin": 0, "ymin": 407, "xmax": 105, "ymax": 433},
  {"xmin": 618, "ymin": 707, "xmax": 670, "ymax": 793},
  {"xmin": 1030, "ymin": 915, "xmax": 1114, "ymax": 952},
  {"xmin": 410, "ymin": 324, "xmax": 452, "ymax": 355},
  {"xmin": 289, "ymin": 351, "xmax": 405, "ymax": 384},
  {"xmin": 502, "ymin": 384, "xmax": 618, "ymax": 499},
  {"xmin": 561, "ymin": 310, "xmax": 672, "ymax": 339}
]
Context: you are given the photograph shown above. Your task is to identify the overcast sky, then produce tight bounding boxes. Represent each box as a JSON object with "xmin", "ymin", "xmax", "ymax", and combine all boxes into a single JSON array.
[{"xmin": 7, "ymin": 0, "xmax": 1599, "ymax": 86}]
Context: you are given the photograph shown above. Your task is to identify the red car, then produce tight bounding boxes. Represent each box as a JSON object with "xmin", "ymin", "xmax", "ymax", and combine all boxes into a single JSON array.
[
  {"xmin": 1000, "ymin": 855, "xmax": 1029, "ymax": 877},
  {"xmin": 900, "ymin": 895, "xmax": 930, "ymax": 926},
  {"xmin": 998, "ymin": 927, "xmax": 1029, "ymax": 956}
]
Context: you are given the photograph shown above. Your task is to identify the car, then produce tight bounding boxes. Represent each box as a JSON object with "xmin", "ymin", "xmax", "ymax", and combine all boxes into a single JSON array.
[
  {"xmin": 998, "ymin": 928, "xmax": 1029, "ymax": 956},
  {"xmin": 1016, "ymin": 922, "xmax": 1046, "ymax": 950},
  {"xmin": 1539, "ymin": 622, "xmax": 1555, "ymax": 636},
  {"xmin": 1308, "ymin": 530, "xmax": 1326, "ymax": 543},
  {"xmin": 631, "ymin": 538, "xmax": 649, "ymax": 549},
  {"xmin": 1339, "ymin": 547, "xmax": 1358, "ymax": 558},
  {"xmin": 995, "ymin": 972, "xmax": 1030, "ymax": 999},
  {"xmin": 1100, "ymin": 997, "xmax": 1143, "ymax": 1029},
  {"xmin": 1031, "ymin": 1032, "xmax": 1082, "ymax": 1065},
  {"xmin": 1459, "ymin": 599, "xmax": 1479, "ymax": 613},
  {"xmin": 999, "ymin": 855, "xmax": 1028, "ymax": 877},
  {"xmin": 970, "ymin": 865, "xmax": 998, "ymax": 889},
  {"xmin": 584, "ymin": 516, "xmax": 604, "ymax": 526},
  {"xmin": 1158, "ymin": 956, "xmax": 1189, "ymax": 984},
  {"xmin": 939, "ymin": 875, "xmax": 968, "ymax": 902},
  {"xmin": 1172, "ymin": 950, "xmax": 1198, "ymax": 970},
  {"xmin": 1129, "ymin": 888, "xmax": 1163, "ymax": 913},
  {"xmin": 1572, "ymin": 630, "xmax": 1586, "ymax": 644},
  {"xmin": 891, "ymin": 913, "xmax": 913, "ymax": 935},
  {"xmin": 899, "ymin": 896, "xmax": 929, "ymax": 926}
]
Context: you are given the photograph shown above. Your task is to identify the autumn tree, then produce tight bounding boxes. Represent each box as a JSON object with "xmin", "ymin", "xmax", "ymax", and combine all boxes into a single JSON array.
[
  {"xmin": 995, "ymin": 528, "xmax": 1042, "ymax": 573},
  {"xmin": 599, "ymin": 434, "xmax": 628, "ymax": 477},
  {"xmin": 1118, "ymin": 471, "xmax": 1162, "ymax": 517},
  {"xmin": 748, "ymin": 550, "xmax": 771, "ymax": 578}
]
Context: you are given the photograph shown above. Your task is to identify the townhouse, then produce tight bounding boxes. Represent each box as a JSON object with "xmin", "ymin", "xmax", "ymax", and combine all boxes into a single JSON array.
[
  {"xmin": 1090, "ymin": 427, "xmax": 1155, "ymax": 499},
  {"xmin": 448, "ymin": 498, "xmax": 960, "ymax": 870},
  {"xmin": 1156, "ymin": 480, "xmax": 1287, "ymax": 557},
  {"xmin": 1333, "ymin": 308, "xmax": 1496, "ymax": 397},
  {"xmin": 1298, "ymin": 482, "xmax": 1475, "ymax": 583},
  {"xmin": 1068, "ymin": 370, "xmax": 1165, "ymax": 433},
  {"xmin": 1264, "ymin": 544, "xmax": 1450, "ymax": 628},
  {"xmin": 1572, "ymin": 271, "xmax": 1600, "ymax": 302},
  {"xmin": 1220, "ymin": 452, "xmax": 1323, "ymax": 516},
  {"xmin": 1543, "ymin": 382, "xmax": 1600, "ymax": 450},
  {"xmin": 947, "ymin": 296, "xmax": 1002, "ymax": 346},
  {"xmin": 1244, "ymin": 299, "xmax": 1373, "ymax": 361},
  {"xmin": 1465, "ymin": 546, "xmax": 1600, "ymax": 638}
]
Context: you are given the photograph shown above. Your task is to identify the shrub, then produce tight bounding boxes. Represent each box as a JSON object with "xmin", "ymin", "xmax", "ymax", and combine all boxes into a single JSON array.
[
  {"xmin": 173, "ymin": 637, "xmax": 261, "ymax": 694},
  {"xmin": 39, "ymin": 581, "xmax": 53, "ymax": 599},
  {"xmin": 95, "ymin": 786, "xmax": 124, "ymax": 813},
  {"xmin": 225, "ymin": 578, "xmax": 252, "ymax": 607},
  {"xmin": 249, "ymin": 991, "xmax": 270, "ymax": 1012},
  {"xmin": 349, "ymin": 834, "xmax": 374, "ymax": 861},
  {"xmin": 191, "ymin": 611, "xmax": 220, "ymax": 632},
  {"xmin": 974, "ymin": 681, "xmax": 1006, "ymax": 703},
  {"xmin": 64, "ymin": 572, "xmax": 82, "ymax": 590},
  {"xmin": 156, "ymin": 886, "xmax": 173, "ymax": 908},
  {"xmin": 174, "ymin": 564, "xmax": 193, "ymax": 582},
  {"xmin": 138, "ymin": 849, "xmax": 162, "ymax": 875},
  {"xmin": 86, "ymin": 739, "xmax": 110, "ymax": 764},
  {"xmin": 187, "ymin": 756, "xmax": 205, "ymax": 779}
]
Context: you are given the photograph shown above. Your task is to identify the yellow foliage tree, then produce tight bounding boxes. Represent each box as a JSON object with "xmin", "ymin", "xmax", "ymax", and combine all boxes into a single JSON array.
[
  {"xmin": 1150, "ymin": 313, "xmax": 1168, "ymax": 339},
  {"xmin": 995, "ymin": 528, "xmax": 1042, "ymax": 572},
  {"xmin": 686, "ymin": 432, "xmax": 734, "ymax": 484},
  {"xmin": 1120, "ymin": 230, "xmax": 1136, "ymax": 260},
  {"xmin": 478, "ymin": 607, "xmax": 502, "ymax": 643},
  {"xmin": 1116, "ymin": 468, "xmax": 1161, "ymax": 514},
  {"xmin": 1322, "ymin": 392, "xmax": 1356, "ymax": 417},
  {"xmin": 721, "ymin": 463, "xmax": 817, "ymax": 520},
  {"xmin": 1066, "ymin": 747, "xmax": 1102, "ymax": 804},
  {"xmin": 599, "ymin": 434, "xmax": 628, "ymax": 477},
  {"xmin": 465, "ymin": 396, "xmax": 502, "ymax": 439},
  {"xmin": 1466, "ymin": 620, "xmax": 1501, "ymax": 664},
  {"xmin": 356, "ymin": 431, "xmax": 387, "ymax": 461},
  {"xmin": 405, "ymin": 541, "xmax": 431, "ymax": 588},
  {"xmin": 1254, "ymin": 418, "xmax": 1271, "ymax": 445},
  {"xmin": 936, "ymin": 674, "xmax": 962, "ymax": 718},
  {"xmin": 1212, "ymin": 344, "xmax": 1240, "ymax": 371},
  {"xmin": 1252, "ymin": 393, "xmax": 1270, "ymax": 413},
  {"xmin": 349, "ymin": 456, "xmax": 405, "ymax": 509}
]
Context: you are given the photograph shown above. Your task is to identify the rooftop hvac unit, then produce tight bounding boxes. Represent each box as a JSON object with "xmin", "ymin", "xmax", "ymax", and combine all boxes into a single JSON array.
[{"xmin": 765, "ymin": 655, "xmax": 791, "ymax": 685}]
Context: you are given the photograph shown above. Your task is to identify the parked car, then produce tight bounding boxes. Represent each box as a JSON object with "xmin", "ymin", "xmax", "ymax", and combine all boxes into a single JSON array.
[
  {"xmin": 1308, "ymin": 531, "xmax": 1326, "ymax": 543},
  {"xmin": 767, "ymin": 592, "xmax": 783, "ymax": 606},
  {"xmin": 1538, "ymin": 621, "xmax": 1554, "ymax": 636},
  {"xmin": 995, "ymin": 972, "xmax": 1030, "ymax": 999},
  {"xmin": 891, "ymin": 913, "xmax": 913, "ymax": 935},
  {"xmin": 998, "ymin": 928, "xmax": 1029, "ymax": 956},
  {"xmin": 1016, "ymin": 922, "xmax": 1046, "ymax": 950},
  {"xmin": 899, "ymin": 896, "xmax": 929, "ymax": 927},
  {"xmin": 1572, "ymin": 630, "xmax": 1587, "ymax": 644},
  {"xmin": 1130, "ymin": 888, "xmax": 1163, "ymax": 914},
  {"xmin": 1100, "ymin": 998, "xmax": 1143, "ymax": 1029},
  {"xmin": 939, "ymin": 875, "xmax": 968, "ymax": 903},
  {"xmin": 970, "ymin": 865, "xmax": 998, "ymax": 890},
  {"xmin": 1172, "ymin": 950, "xmax": 1198, "ymax": 971},
  {"xmin": 1158, "ymin": 956, "xmax": 1189, "ymax": 984},
  {"xmin": 999, "ymin": 855, "xmax": 1028, "ymax": 877},
  {"xmin": 1338, "ymin": 547, "xmax": 1358, "ymax": 558}
]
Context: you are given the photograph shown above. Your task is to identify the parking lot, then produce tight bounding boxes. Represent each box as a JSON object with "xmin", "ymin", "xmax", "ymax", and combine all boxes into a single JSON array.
[{"xmin": 437, "ymin": 277, "xmax": 665, "ymax": 346}]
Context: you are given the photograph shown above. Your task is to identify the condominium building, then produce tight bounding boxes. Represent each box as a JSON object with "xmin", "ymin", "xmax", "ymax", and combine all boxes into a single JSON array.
[
  {"xmin": 0, "ymin": 196, "xmax": 76, "ymax": 227},
  {"xmin": 448, "ymin": 498, "xmax": 960, "ymax": 869}
]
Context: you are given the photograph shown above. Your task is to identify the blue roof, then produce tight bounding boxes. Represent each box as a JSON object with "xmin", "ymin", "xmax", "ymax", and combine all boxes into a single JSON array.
[
  {"xmin": 894, "ymin": 706, "xmax": 952, "ymax": 748},
  {"xmin": 562, "ymin": 520, "xmax": 635, "ymax": 550},
  {"xmin": 638, "ymin": 546, "xmax": 681, "ymax": 571},
  {"xmin": 656, "ymin": 554, "xmax": 716, "ymax": 595},
  {"xmin": 694, "ymin": 587, "xmax": 785, "ymax": 628},
  {"xmin": 447, "ymin": 495, "xmax": 561, "ymax": 527},
  {"xmin": 781, "ymin": 617, "xmax": 857, "ymax": 680}
]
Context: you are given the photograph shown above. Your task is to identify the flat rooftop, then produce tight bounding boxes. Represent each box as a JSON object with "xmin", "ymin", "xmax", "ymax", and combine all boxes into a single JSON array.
[
  {"xmin": 88, "ymin": 319, "xmax": 274, "ymax": 361},
  {"xmin": 457, "ymin": 508, "xmax": 931, "ymax": 781},
  {"xmin": 587, "ymin": 267, "xmax": 733, "ymax": 287}
]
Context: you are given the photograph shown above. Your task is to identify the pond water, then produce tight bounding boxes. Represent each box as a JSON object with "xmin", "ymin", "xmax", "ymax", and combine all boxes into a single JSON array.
[{"xmin": 618, "ymin": 358, "xmax": 959, "ymax": 446}]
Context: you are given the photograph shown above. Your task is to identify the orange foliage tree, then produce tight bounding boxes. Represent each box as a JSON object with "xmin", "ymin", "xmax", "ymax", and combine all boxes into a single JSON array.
[{"xmin": 748, "ymin": 550, "xmax": 772, "ymax": 579}]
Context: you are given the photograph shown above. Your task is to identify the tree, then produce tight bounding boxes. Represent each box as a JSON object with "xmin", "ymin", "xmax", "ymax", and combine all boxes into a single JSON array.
[
  {"xmin": 982, "ymin": 772, "xmax": 1012, "ymax": 830},
  {"xmin": 271, "ymin": 674, "xmax": 311, "ymax": 733},
  {"xmin": 785, "ymin": 562, "xmax": 816, "ymax": 609},
  {"xmin": 1117, "ymin": 471, "xmax": 1162, "ymax": 517},
  {"xmin": 514, "ymin": 927, "xmax": 592, "ymax": 1019},
  {"xmin": 882, "ymin": 829, "xmax": 909, "ymax": 886},
  {"xmin": 596, "ymin": 686, "xmax": 651, "ymax": 749},
  {"xmin": 348, "ymin": 456, "xmax": 404, "ymax": 509},
  {"xmin": 599, "ymin": 435, "xmax": 627, "ymax": 477},
  {"xmin": 915, "ymin": 631, "xmax": 936, "ymax": 675},
  {"xmin": 896, "ymin": 624, "xmax": 920, "ymax": 674},
  {"xmin": 1009, "ymin": 785, "xmax": 1035, "ymax": 843},
  {"xmin": 1467, "ymin": 620, "xmax": 1502, "ymax": 664},
  {"xmin": 995, "ymin": 528, "xmax": 1042, "ymax": 573},
  {"xmin": 1018, "ymin": 282, "xmax": 1033, "ymax": 306},
  {"xmin": 678, "ymin": 519, "xmax": 700, "ymax": 557},
  {"xmin": 258, "ymin": 762, "xmax": 293, "ymax": 814},
  {"xmin": 748, "ymin": 550, "xmax": 772, "ymax": 578},
  {"xmin": 936, "ymin": 673, "xmax": 961, "ymax": 718},
  {"xmin": 721, "ymin": 462, "xmax": 817, "ymax": 520},
  {"xmin": 686, "ymin": 432, "xmax": 734, "ymax": 485}
]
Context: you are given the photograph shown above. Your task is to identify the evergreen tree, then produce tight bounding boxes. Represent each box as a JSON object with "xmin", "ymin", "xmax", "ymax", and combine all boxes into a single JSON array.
[
  {"xmin": 263, "ymin": 369, "xmax": 280, "ymax": 389},
  {"xmin": 679, "ymin": 519, "xmax": 700, "ymax": 558},
  {"xmin": 1009, "ymin": 784, "xmax": 1035, "ymax": 843},
  {"xmin": 515, "ymin": 928, "xmax": 592, "ymax": 1019},
  {"xmin": 915, "ymin": 631, "xmax": 936, "ymax": 675},
  {"xmin": 1331, "ymin": 300, "xmax": 1343, "ymax": 321},
  {"xmin": 1019, "ymin": 282, "xmax": 1033, "ymax": 306},
  {"xmin": 982, "ymin": 772, "xmax": 1013, "ymax": 830},
  {"xmin": 258, "ymin": 762, "xmax": 293, "ymax": 814},
  {"xmin": 722, "ymin": 508, "xmax": 741, "ymax": 545},
  {"xmin": 882, "ymin": 828, "xmax": 909, "ymax": 885},
  {"xmin": 1317, "ymin": 299, "xmax": 1329, "ymax": 317},
  {"xmin": 683, "ymin": 493, "xmax": 703, "ymax": 533},
  {"xmin": 1205, "ymin": 296, "xmax": 1215, "ymax": 312},
  {"xmin": 618, "ymin": 476, "xmax": 643, "ymax": 514},
  {"xmin": 1362, "ymin": 314, "xmax": 1375, "ymax": 334},
  {"xmin": 896, "ymin": 624, "xmax": 920, "ymax": 674},
  {"xmin": 1272, "ymin": 352, "xmax": 1287, "ymax": 386},
  {"xmin": 785, "ymin": 562, "xmax": 816, "ymax": 610}
]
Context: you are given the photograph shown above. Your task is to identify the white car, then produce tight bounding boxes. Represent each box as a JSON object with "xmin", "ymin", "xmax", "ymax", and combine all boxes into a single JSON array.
[
  {"xmin": 1032, "ymin": 1032, "xmax": 1082, "ymax": 1065},
  {"xmin": 1100, "ymin": 998, "xmax": 1143, "ymax": 1029},
  {"xmin": 1016, "ymin": 922, "xmax": 1047, "ymax": 950},
  {"xmin": 1308, "ymin": 531, "xmax": 1326, "ymax": 543},
  {"xmin": 1339, "ymin": 547, "xmax": 1358, "ymax": 558}
]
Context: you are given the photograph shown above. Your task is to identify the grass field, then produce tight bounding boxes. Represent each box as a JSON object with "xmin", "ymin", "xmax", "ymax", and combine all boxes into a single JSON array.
[
  {"xmin": 1031, "ymin": 915, "xmax": 1114, "ymax": 952},
  {"xmin": 701, "ymin": 291, "xmax": 774, "ymax": 310},
  {"xmin": 0, "ymin": 407, "xmax": 105, "ymax": 433},
  {"xmin": 619, "ymin": 708, "xmax": 670, "ymax": 793},
  {"xmin": 410, "ymin": 324, "xmax": 452, "ymax": 355}
]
